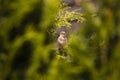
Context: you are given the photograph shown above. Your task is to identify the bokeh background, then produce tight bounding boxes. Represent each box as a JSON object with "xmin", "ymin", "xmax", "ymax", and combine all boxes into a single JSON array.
[{"xmin": 0, "ymin": 0, "xmax": 120, "ymax": 80}]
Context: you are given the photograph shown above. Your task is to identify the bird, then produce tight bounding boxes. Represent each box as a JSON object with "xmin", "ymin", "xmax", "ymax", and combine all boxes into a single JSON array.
[
  {"xmin": 55, "ymin": 30, "xmax": 71, "ymax": 61},
  {"xmin": 57, "ymin": 31, "xmax": 68, "ymax": 48}
]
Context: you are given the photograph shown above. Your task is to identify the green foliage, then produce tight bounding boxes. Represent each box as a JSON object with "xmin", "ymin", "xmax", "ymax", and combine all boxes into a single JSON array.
[
  {"xmin": 0, "ymin": 0, "xmax": 120, "ymax": 80},
  {"xmin": 55, "ymin": 2, "xmax": 85, "ymax": 28}
]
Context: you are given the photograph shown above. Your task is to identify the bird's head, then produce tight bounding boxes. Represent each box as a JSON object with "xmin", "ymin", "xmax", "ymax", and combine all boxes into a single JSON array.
[{"xmin": 60, "ymin": 31, "xmax": 66, "ymax": 37}]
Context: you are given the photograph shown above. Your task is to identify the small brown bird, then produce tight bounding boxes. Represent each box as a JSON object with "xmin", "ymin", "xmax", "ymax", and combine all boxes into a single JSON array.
[
  {"xmin": 57, "ymin": 31, "xmax": 68, "ymax": 48},
  {"xmin": 55, "ymin": 30, "xmax": 71, "ymax": 61}
]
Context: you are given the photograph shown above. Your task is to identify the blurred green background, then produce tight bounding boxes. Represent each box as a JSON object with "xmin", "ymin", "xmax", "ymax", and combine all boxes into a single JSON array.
[{"xmin": 0, "ymin": 0, "xmax": 120, "ymax": 80}]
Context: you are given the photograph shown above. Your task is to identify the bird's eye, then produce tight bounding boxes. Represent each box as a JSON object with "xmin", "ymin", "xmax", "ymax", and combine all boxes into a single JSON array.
[{"xmin": 62, "ymin": 36, "xmax": 65, "ymax": 38}]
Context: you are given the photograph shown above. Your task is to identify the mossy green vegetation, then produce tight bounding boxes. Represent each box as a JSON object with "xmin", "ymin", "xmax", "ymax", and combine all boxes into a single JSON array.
[{"xmin": 0, "ymin": 0, "xmax": 120, "ymax": 80}]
